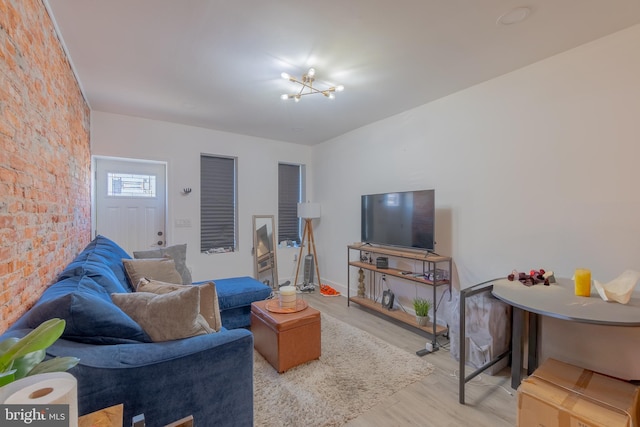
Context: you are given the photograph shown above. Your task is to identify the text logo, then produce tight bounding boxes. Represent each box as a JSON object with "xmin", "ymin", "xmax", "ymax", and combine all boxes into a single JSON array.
[{"xmin": 1, "ymin": 405, "xmax": 69, "ymax": 426}]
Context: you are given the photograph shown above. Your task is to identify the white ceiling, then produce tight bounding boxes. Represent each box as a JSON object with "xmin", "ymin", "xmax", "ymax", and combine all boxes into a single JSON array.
[{"xmin": 45, "ymin": 0, "xmax": 640, "ymax": 145}]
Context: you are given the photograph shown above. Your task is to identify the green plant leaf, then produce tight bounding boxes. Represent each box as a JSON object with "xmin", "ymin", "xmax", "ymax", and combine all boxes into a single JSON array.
[
  {"xmin": 27, "ymin": 357, "xmax": 80, "ymax": 376},
  {"xmin": 11, "ymin": 350, "xmax": 46, "ymax": 380},
  {"xmin": 0, "ymin": 337, "xmax": 20, "ymax": 355},
  {"xmin": 0, "ymin": 369, "xmax": 17, "ymax": 387},
  {"xmin": 413, "ymin": 298, "xmax": 432, "ymax": 316},
  {"xmin": 0, "ymin": 318, "xmax": 65, "ymax": 373}
]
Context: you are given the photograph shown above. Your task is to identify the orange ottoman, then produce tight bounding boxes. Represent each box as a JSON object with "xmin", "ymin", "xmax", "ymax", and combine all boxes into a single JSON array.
[{"xmin": 251, "ymin": 300, "xmax": 321, "ymax": 373}]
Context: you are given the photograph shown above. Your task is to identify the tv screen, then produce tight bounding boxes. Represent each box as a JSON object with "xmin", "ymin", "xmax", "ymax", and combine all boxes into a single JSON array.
[{"xmin": 361, "ymin": 189, "xmax": 435, "ymax": 251}]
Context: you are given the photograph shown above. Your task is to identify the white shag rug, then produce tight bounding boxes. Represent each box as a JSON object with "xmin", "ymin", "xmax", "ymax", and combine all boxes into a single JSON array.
[{"xmin": 253, "ymin": 312, "xmax": 434, "ymax": 427}]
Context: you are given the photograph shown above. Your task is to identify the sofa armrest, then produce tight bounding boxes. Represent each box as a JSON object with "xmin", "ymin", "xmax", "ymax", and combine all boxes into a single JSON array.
[{"xmin": 6, "ymin": 329, "xmax": 254, "ymax": 427}]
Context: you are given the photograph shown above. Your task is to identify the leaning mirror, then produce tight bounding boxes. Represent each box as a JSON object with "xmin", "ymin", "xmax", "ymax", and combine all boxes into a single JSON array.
[{"xmin": 252, "ymin": 215, "xmax": 278, "ymax": 290}]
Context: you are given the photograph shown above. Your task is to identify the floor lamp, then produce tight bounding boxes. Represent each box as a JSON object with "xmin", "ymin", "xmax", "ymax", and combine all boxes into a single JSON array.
[{"xmin": 294, "ymin": 202, "xmax": 321, "ymax": 291}]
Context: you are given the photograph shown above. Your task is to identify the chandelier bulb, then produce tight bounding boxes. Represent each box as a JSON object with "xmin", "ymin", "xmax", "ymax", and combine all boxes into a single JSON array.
[
  {"xmin": 336, "ymin": 85, "xmax": 345, "ymax": 92},
  {"xmin": 307, "ymin": 68, "xmax": 316, "ymax": 77},
  {"xmin": 281, "ymin": 72, "xmax": 290, "ymax": 80},
  {"xmin": 294, "ymin": 95, "xmax": 301, "ymax": 103},
  {"xmin": 281, "ymin": 94, "xmax": 289, "ymax": 100}
]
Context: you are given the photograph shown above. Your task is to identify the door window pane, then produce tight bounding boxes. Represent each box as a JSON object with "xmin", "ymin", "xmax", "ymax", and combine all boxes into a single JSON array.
[{"xmin": 107, "ymin": 172, "xmax": 156, "ymax": 197}]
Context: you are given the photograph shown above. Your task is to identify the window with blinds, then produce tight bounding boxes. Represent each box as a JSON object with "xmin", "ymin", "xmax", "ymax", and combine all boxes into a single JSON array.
[
  {"xmin": 278, "ymin": 163, "xmax": 304, "ymax": 244},
  {"xmin": 200, "ymin": 155, "xmax": 237, "ymax": 253}
]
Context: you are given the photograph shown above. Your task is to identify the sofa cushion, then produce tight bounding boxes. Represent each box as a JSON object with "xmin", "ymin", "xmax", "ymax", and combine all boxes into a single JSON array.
[
  {"xmin": 66, "ymin": 235, "xmax": 132, "ymax": 265},
  {"xmin": 137, "ymin": 279, "xmax": 222, "ymax": 332},
  {"xmin": 90, "ymin": 236, "xmax": 132, "ymax": 289},
  {"xmin": 23, "ymin": 276, "xmax": 150, "ymax": 344},
  {"xmin": 33, "ymin": 276, "xmax": 87, "ymax": 303},
  {"xmin": 111, "ymin": 287, "xmax": 214, "ymax": 342},
  {"xmin": 58, "ymin": 252, "xmax": 130, "ymax": 294},
  {"xmin": 86, "ymin": 249, "xmax": 131, "ymax": 290},
  {"xmin": 90, "ymin": 234, "xmax": 132, "ymax": 261},
  {"xmin": 209, "ymin": 276, "xmax": 272, "ymax": 310},
  {"xmin": 133, "ymin": 244, "xmax": 192, "ymax": 285},
  {"xmin": 57, "ymin": 234, "xmax": 133, "ymax": 292},
  {"xmin": 122, "ymin": 258, "xmax": 183, "ymax": 290}
]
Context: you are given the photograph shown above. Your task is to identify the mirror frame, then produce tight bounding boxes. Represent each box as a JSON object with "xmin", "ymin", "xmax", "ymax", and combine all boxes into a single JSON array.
[{"xmin": 252, "ymin": 215, "xmax": 279, "ymax": 290}]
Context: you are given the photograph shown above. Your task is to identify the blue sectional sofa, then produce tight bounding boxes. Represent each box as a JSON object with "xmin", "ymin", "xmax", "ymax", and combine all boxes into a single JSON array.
[{"xmin": 2, "ymin": 236, "xmax": 271, "ymax": 426}]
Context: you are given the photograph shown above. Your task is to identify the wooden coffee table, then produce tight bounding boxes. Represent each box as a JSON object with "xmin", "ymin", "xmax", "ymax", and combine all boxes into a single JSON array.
[
  {"xmin": 251, "ymin": 299, "xmax": 321, "ymax": 373},
  {"xmin": 79, "ymin": 404, "xmax": 123, "ymax": 427},
  {"xmin": 78, "ymin": 405, "xmax": 193, "ymax": 427}
]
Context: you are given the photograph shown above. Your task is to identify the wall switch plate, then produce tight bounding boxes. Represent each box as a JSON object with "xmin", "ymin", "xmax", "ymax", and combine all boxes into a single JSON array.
[{"xmin": 175, "ymin": 218, "xmax": 192, "ymax": 227}]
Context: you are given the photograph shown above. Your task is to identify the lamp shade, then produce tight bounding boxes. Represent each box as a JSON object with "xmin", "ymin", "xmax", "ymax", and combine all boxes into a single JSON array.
[{"xmin": 297, "ymin": 202, "xmax": 321, "ymax": 219}]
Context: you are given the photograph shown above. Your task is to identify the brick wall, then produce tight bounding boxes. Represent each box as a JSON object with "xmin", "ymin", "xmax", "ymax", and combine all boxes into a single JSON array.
[{"xmin": 0, "ymin": 0, "xmax": 91, "ymax": 331}]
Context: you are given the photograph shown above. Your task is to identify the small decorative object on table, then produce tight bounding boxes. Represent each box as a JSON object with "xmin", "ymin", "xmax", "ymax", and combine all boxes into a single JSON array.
[
  {"xmin": 376, "ymin": 257, "xmax": 389, "ymax": 269},
  {"xmin": 507, "ymin": 269, "xmax": 555, "ymax": 286},
  {"xmin": 594, "ymin": 269, "xmax": 640, "ymax": 304},
  {"xmin": 266, "ymin": 298, "xmax": 308, "ymax": 314},
  {"xmin": 413, "ymin": 297, "xmax": 432, "ymax": 326},
  {"xmin": 574, "ymin": 268, "xmax": 591, "ymax": 297},
  {"xmin": 381, "ymin": 289, "xmax": 395, "ymax": 310},
  {"xmin": 279, "ymin": 285, "xmax": 297, "ymax": 308},
  {"xmin": 357, "ymin": 268, "xmax": 365, "ymax": 297}
]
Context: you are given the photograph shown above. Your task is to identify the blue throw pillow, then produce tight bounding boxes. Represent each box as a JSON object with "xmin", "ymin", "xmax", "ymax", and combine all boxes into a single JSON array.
[{"xmin": 24, "ymin": 276, "xmax": 150, "ymax": 344}]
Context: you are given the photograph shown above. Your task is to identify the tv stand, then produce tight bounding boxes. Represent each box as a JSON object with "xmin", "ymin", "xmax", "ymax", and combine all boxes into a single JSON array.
[{"xmin": 347, "ymin": 244, "xmax": 452, "ymax": 350}]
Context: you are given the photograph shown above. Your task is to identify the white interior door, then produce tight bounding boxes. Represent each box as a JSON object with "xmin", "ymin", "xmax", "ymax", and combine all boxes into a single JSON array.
[{"xmin": 95, "ymin": 158, "xmax": 167, "ymax": 254}]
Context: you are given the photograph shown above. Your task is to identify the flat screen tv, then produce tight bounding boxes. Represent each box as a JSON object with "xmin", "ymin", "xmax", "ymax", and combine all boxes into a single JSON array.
[{"xmin": 361, "ymin": 189, "xmax": 435, "ymax": 251}]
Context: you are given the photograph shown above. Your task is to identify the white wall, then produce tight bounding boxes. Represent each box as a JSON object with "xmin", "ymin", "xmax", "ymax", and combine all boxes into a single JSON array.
[
  {"xmin": 314, "ymin": 23, "xmax": 640, "ymax": 293},
  {"xmin": 91, "ymin": 111, "xmax": 312, "ymax": 282},
  {"xmin": 90, "ymin": 24, "xmax": 640, "ymax": 378},
  {"xmin": 311, "ymin": 24, "xmax": 640, "ymax": 379}
]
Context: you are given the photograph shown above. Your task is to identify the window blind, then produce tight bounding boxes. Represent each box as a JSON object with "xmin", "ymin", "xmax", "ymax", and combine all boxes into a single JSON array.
[
  {"xmin": 278, "ymin": 163, "xmax": 301, "ymax": 243},
  {"xmin": 200, "ymin": 155, "xmax": 237, "ymax": 252}
]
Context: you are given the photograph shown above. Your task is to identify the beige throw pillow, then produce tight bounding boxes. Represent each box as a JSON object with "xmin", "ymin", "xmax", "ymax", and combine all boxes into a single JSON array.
[
  {"xmin": 137, "ymin": 278, "xmax": 222, "ymax": 332},
  {"xmin": 133, "ymin": 244, "xmax": 192, "ymax": 285},
  {"xmin": 111, "ymin": 286, "xmax": 213, "ymax": 342},
  {"xmin": 122, "ymin": 258, "xmax": 182, "ymax": 290}
]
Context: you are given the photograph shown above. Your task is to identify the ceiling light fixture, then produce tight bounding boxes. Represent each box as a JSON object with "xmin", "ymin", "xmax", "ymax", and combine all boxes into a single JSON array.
[
  {"xmin": 497, "ymin": 7, "xmax": 531, "ymax": 25},
  {"xmin": 280, "ymin": 68, "xmax": 344, "ymax": 102}
]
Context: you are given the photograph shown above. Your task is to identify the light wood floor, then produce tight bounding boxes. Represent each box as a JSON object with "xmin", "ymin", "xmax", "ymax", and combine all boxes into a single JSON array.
[{"xmin": 303, "ymin": 292, "xmax": 517, "ymax": 427}]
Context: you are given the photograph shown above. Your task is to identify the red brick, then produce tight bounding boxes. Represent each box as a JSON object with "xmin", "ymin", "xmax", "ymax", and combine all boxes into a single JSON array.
[
  {"xmin": 0, "ymin": 215, "xmax": 14, "ymax": 228},
  {"xmin": 0, "ymin": 167, "xmax": 17, "ymax": 183},
  {"xmin": 0, "ymin": 0, "xmax": 90, "ymax": 324}
]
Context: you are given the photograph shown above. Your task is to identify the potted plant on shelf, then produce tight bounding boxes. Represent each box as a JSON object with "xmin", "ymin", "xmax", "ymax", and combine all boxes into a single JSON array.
[{"xmin": 413, "ymin": 298, "xmax": 432, "ymax": 326}]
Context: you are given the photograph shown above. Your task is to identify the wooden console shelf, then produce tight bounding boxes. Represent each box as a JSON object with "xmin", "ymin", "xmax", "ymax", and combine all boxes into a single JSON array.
[
  {"xmin": 347, "ymin": 244, "xmax": 452, "ymax": 350},
  {"xmin": 348, "ymin": 296, "xmax": 448, "ymax": 336},
  {"xmin": 348, "ymin": 261, "xmax": 448, "ymax": 286}
]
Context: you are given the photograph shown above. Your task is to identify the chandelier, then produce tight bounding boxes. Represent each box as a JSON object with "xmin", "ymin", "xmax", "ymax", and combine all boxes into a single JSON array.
[{"xmin": 280, "ymin": 68, "xmax": 344, "ymax": 102}]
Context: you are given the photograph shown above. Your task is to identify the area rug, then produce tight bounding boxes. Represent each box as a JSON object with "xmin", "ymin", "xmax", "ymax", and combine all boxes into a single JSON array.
[{"xmin": 253, "ymin": 312, "xmax": 434, "ymax": 427}]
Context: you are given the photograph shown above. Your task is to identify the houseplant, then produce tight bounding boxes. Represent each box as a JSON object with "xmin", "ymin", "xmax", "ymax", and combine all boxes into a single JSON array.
[
  {"xmin": 0, "ymin": 318, "xmax": 79, "ymax": 387},
  {"xmin": 413, "ymin": 298, "xmax": 432, "ymax": 326}
]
